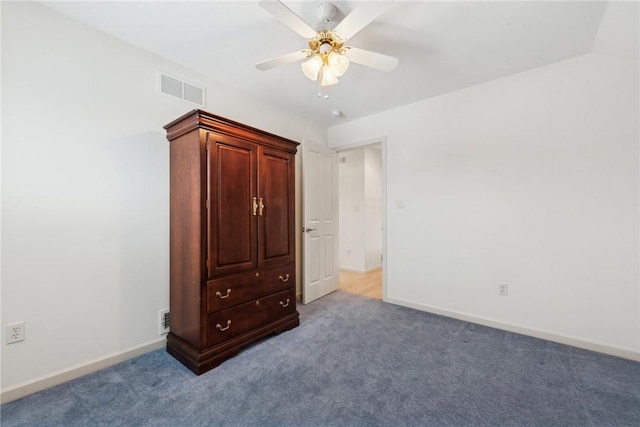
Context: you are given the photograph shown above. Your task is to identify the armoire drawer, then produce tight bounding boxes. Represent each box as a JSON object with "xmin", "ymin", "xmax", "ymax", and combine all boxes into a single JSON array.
[
  {"xmin": 207, "ymin": 289, "xmax": 295, "ymax": 347},
  {"xmin": 207, "ymin": 265, "xmax": 294, "ymax": 313},
  {"xmin": 206, "ymin": 273, "xmax": 257, "ymax": 313},
  {"xmin": 258, "ymin": 264, "xmax": 295, "ymax": 293}
]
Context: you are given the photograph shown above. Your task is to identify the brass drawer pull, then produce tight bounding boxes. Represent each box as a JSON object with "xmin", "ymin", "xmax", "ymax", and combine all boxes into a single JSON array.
[
  {"xmin": 216, "ymin": 320, "xmax": 231, "ymax": 331},
  {"xmin": 252, "ymin": 197, "xmax": 258, "ymax": 216},
  {"xmin": 279, "ymin": 299, "xmax": 290, "ymax": 308},
  {"xmin": 258, "ymin": 197, "xmax": 265, "ymax": 216},
  {"xmin": 215, "ymin": 288, "xmax": 231, "ymax": 299},
  {"xmin": 278, "ymin": 274, "xmax": 290, "ymax": 282}
]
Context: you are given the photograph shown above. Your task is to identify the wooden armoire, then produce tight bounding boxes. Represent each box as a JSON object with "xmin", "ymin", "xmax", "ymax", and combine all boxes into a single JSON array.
[{"xmin": 164, "ymin": 110, "xmax": 300, "ymax": 375}]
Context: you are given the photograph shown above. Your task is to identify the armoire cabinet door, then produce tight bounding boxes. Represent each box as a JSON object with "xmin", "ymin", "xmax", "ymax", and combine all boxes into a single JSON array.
[
  {"xmin": 258, "ymin": 146, "xmax": 295, "ymax": 268},
  {"xmin": 207, "ymin": 133, "xmax": 258, "ymax": 278}
]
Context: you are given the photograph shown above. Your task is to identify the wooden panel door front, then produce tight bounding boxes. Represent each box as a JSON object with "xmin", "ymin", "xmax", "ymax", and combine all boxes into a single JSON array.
[
  {"xmin": 207, "ymin": 133, "xmax": 258, "ymax": 278},
  {"xmin": 258, "ymin": 146, "xmax": 295, "ymax": 269}
]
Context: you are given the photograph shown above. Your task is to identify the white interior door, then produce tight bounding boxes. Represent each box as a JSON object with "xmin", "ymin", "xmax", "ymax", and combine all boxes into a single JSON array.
[{"xmin": 302, "ymin": 141, "xmax": 339, "ymax": 304}]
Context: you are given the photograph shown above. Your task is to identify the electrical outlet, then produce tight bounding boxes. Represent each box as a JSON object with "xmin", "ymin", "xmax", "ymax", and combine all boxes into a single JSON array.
[
  {"xmin": 159, "ymin": 309, "xmax": 170, "ymax": 335},
  {"xmin": 498, "ymin": 284, "xmax": 509, "ymax": 296},
  {"xmin": 7, "ymin": 322, "xmax": 25, "ymax": 344}
]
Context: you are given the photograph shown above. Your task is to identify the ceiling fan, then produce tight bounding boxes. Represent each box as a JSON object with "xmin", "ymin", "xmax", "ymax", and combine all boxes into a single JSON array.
[{"xmin": 256, "ymin": 0, "xmax": 399, "ymax": 98}]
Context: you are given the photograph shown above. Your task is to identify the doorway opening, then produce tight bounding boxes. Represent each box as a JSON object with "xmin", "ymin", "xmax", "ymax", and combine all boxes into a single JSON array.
[{"xmin": 336, "ymin": 142, "xmax": 385, "ymax": 300}]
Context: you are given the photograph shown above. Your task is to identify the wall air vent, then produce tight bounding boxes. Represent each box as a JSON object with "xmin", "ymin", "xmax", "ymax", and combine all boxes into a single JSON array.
[
  {"xmin": 159, "ymin": 72, "xmax": 205, "ymax": 107},
  {"xmin": 159, "ymin": 309, "xmax": 170, "ymax": 335}
]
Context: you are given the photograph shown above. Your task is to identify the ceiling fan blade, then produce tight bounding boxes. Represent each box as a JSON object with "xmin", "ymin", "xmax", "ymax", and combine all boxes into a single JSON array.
[
  {"xmin": 345, "ymin": 47, "xmax": 399, "ymax": 72},
  {"xmin": 333, "ymin": 1, "xmax": 393, "ymax": 41},
  {"xmin": 256, "ymin": 50, "xmax": 309, "ymax": 71},
  {"xmin": 259, "ymin": 0, "xmax": 318, "ymax": 39}
]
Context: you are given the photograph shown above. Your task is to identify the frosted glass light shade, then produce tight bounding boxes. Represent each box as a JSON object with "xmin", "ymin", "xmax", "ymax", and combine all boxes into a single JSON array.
[
  {"xmin": 301, "ymin": 55, "xmax": 323, "ymax": 81},
  {"xmin": 327, "ymin": 52, "xmax": 349, "ymax": 77},
  {"xmin": 319, "ymin": 66, "xmax": 338, "ymax": 86}
]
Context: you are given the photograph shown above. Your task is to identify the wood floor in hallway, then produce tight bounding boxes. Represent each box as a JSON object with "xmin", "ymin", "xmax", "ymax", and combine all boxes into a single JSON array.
[{"xmin": 338, "ymin": 269, "xmax": 383, "ymax": 299}]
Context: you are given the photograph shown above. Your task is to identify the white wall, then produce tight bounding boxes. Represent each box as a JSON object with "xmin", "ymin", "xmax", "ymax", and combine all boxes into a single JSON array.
[
  {"xmin": 1, "ymin": 1, "xmax": 325, "ymax": 392},
  {"xmin": 329, "ymin": 53, "xmax": 639, "ymax": 358},
  {"xmin": 338, "ymin": 147, "xmax": 383, "ymax": 272},
  {"xmin": 338, "ymin": 150, "xmax": 365, "ymax": 271},
  {"xmin": 363, "ymin": 147, "xmax": 383, "ymax": 271}
]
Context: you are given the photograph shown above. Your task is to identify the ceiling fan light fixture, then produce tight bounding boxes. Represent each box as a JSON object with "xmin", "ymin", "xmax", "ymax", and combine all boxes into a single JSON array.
[
  {"xmin": 257, "ymin": 1, "xmax": 399, "ymax": 97},
  {"xmin": 301, "ymin": 55, "xmax": 323, "ymax": 80}
]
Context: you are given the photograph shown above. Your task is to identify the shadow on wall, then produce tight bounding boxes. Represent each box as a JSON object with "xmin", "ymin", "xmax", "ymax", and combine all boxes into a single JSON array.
[{"xmin": 111, "ymin": 131, "xmax": 170, "ymax": 346}]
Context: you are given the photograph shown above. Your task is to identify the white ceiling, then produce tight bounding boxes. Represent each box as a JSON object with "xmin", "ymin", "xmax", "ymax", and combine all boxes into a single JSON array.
[{"xmin": 41, "ymin": 1, "xmax": 637, "ymax": 128}]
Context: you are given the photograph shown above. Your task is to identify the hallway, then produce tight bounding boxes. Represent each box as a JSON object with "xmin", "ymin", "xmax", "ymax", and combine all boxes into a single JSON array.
[{"xmin": 338, "ymin": 269, "xmax": 382, "ymax": 299}]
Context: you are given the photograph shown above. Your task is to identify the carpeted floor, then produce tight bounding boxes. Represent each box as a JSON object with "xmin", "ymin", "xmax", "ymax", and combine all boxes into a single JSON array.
[{"xmin": 2, "ymin": 290, "xmax": 639, "ymax": 426}]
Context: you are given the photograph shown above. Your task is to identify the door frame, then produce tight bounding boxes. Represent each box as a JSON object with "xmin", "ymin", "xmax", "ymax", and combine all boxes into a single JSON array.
[{"xmin": 335, "ymin": 136, "xmax": 387, "ymax": 301}]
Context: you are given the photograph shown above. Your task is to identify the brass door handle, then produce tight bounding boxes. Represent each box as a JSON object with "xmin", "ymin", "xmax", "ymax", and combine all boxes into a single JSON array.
[
  {"xmin": 215, "ymin": 289, "xmax": 231, "ymax": 299},
  {"xmin": 278, "ymin": 274, "xmax": 290, "ymax": 282},
  {"xmin": 215, "ymin": 320, "xmax": 231, "ymax": 332},
  {"xmin": 258, "ymin": 197, "xmax": 265, "ymax": 216},
  {"xmin": 279, "ymin": 299, "xmax": 290, "ymax": 308},
  {"xmin": 252, "ymin": 197, "xmax": 258, "ymax": 216}
]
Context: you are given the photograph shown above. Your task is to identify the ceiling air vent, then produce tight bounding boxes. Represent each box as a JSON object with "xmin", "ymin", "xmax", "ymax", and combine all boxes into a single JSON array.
[{"xmin": 159, "ymin": 72, "xmax": 205, "ymax": 107}]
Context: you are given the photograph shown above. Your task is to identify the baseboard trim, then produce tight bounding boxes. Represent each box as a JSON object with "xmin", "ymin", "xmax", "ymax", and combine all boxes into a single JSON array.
[
  {"xmin": 1, "ymin": 338, "xmax": 166, "ymax": 404},
  {"xmin": 384, "ymin": 296, "xmax": 640, "ymax": 362}
]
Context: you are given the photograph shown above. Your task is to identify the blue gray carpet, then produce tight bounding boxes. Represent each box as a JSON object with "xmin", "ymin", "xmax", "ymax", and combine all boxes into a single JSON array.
[{"xmin": 2, "ymin": 291, "xmax": 639, "ymax": 426}]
